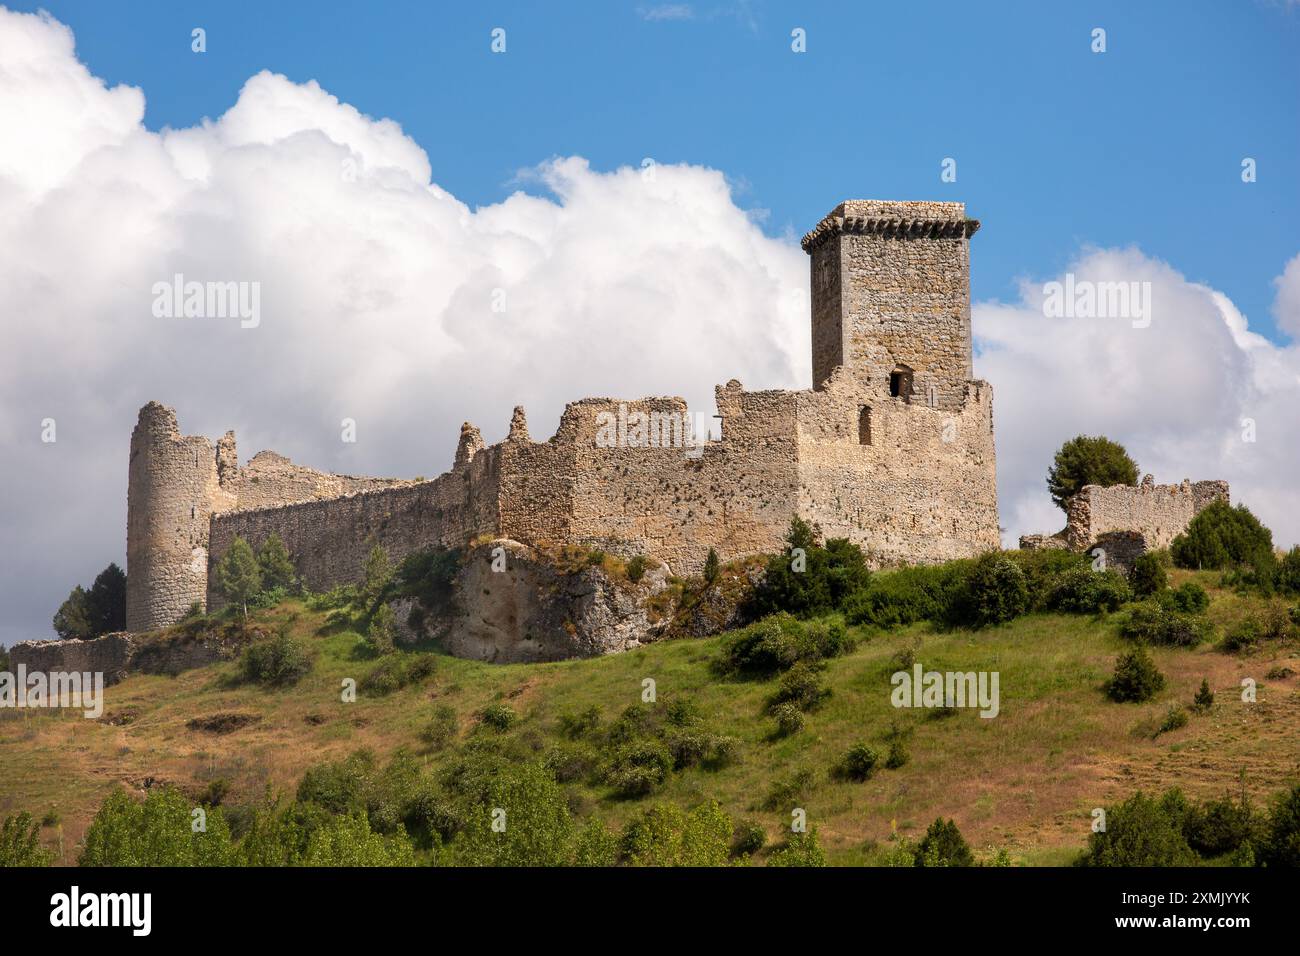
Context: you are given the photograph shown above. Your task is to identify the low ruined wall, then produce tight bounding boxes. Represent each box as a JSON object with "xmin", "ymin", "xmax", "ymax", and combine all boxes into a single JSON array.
[
  {"xmin": 207, "ymin": 450, "xmax": 502, "ymax": 605},
  {"xmin": 8, "ymin": 633, "xmax": 137, "ymax": 685},
  {"xmin": 1065, "ymin": 478, "xmax": 1229, "ymax": 550}
]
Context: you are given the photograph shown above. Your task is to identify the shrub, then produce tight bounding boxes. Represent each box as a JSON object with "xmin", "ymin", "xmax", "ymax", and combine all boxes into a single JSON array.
[
  {"xmin": 886, "ymin": 739, "xmax": 910, "ymax": 769},
  {"xmin": 1047, "ymin": 435, "xmax": 1139, "ymax": 511},
  {"xmin": 571, "ymin": 818, "xmax": 620, "ymax": 867},
  {"xmin": 1160, "ymin": 581, "xmax": 1209, "ymax": 614},
  {"xmin": 666, "ymin": 730, "xmax": 738, "ymax": 771},
  {"xmin": 767, "ymin": 661, "xmax": 830, "ymax": 713},
  {"xmin": 359, "ymin": 652, "xmax": 436, "ymax": 696},
  {"xmin": 731, "ymin": 820, "xmax": 767, "ymax": 857},
  {"xmin": 1105, "ymin": 647, "xmax": 1165, "ymax": 702},
  {"xmin": 1118, "ymin": 601, "xmax": 1212, "ymax": 647},
  {"xmin": 0, "ymin": 812, "xmax": 53, "ymax": 866},
  {"xmin": 1258, "ymin": 784, "xmax": 1300, "ymax": 868},
  {"xmin": 954, "ymin": 552, "xmax": 1029, "ymax": 627},
  {"xmin": 297, "ymin": 751, "xmax": 374, "ymax": 814},
  {"xmin": 766, "ymin": 827, "xmax": 827, "ymax": 867},
  {"xmin": 479, "ymin": 702, "xmax": 518, "ymax": 732},
  {"xmin": 750, "ymin": 517, "xmax": 871, "ymax": 618},
  {"xmin": 914, "ymin": 817, "xmax": 974, "ymax": 867},
  {"xmin": 1130, "ymin": 552, "xmax": 1168, "ymax": 598},
  {"xmin": 301, "ymin": 811, "xmax": 416, "ymax": 866},
  {"xmin": 620, "ymin": 801, "xmax": 733, "ymax": 867},
  {"xmin": 770, "ymin": 702, "xmax": 805, "ymax": 738},
  {"xmin": 419, "ymin": 705, "xmax": 459, "ymax": 750},
  {"xmin": 455, "ymin": 763, "xmax": 577, "ymax": 867},
  {"xmin": 1047, "ymin": 566, "xmax": 1131, "ymax": 614},
  {"xmin": 558, "ymin": 705, "xmax": 601, "ymax": 740},
  {"xmin": 1192, "ymin": 678, "xmax": 1214, "ymax": 713},
  {"xmin": 1185, "ymin": 794, "xmax": 1256, "ymax": 858},
  {"xmin": 1007, "ymin": 548, "xmax": 1093, "ymax": 609},
  {"xmin": 625, "ymin": 555, "xmax": 649, "ymax": 584},
  {"xmin": 392, "ymin": 546, "xmax": 461, "ymax": 611},
  {"xmin": 1222, "ymin": 617, "xmax": 1261, "ymax": 653},
  {"xmin": 718, "ymin": 613, "xmax": 852, "ymax": 676},
  {"xmin": 1171, "ymin": 500, "xmax": 1274, "ymax": 572},
  {"xmin": 79, "ymin": 787, "xmax": 236, "ymax": 866},
  {"xmin": 239, "ymin": 631, "xmax": 312, "ymax": 687},
  {"xmin": 836, "ymin": 743, "xmax": 880, "ymax": 782},
  {"xmin": 1278, "ymin": 547, "xmax": 1300, "ymax": 595},
  {"xmin": 1077, "ymin": 790, "xmax": 1196, "ymax": 866},
  {"xmin": 1156, "ymin": 705, "xmax": 1188, "ymax": 736},
  {"xmin": 844, "ymin": 562, "xmax": 969, "ymax": 628},
  {"xmin": 543, "ymin": 744, "xmax": 599, "ymax": 784},
  {"xmin": 762, "ymin": 769, "xmax": 816, "ymax": 812},
  {"xmin": 606, "ymin": 740, "xmax": 673, "ymax": 798},
  {"xmin": 366, "ymin": 603, "xmax": 397, "ymax": 655}
]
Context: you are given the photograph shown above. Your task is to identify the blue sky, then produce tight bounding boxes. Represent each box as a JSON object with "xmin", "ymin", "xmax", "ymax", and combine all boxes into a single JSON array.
[{"xmin": 13, "ymin": 0, "xmax": 1299, "ymax": 339}]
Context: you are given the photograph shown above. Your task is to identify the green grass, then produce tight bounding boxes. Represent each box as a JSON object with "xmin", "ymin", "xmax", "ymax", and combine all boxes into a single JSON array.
[{"xmin": 2, "ymin": 569, "xmax": 1299, "ymax": 866}]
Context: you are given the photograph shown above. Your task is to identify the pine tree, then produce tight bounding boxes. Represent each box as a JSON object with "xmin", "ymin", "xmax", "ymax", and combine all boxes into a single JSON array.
[
  {"xmin": 703, "ymin": 547, "xmax": 720, "ymax": 584},
  {"xmin": 361, "ymin": 544, "xmax": 392, "ymax": 608},
  {"xmin": 52, "ymin": 585, "xmax": 93, "ymax": 640},
  {"xmin": 215, "ymin": 537, "xmax": 262, "ymax": 619},
  {"xmin": 257, "ymin": 533, "xmax": 296, "ymax": 592},
  {"xmin": 1193, "ymin": 678, "xmax": 1215, "ymax": 713},
  {"xmin": 86, "ymin": 563, "xmax": 127, "ymax": 634}
]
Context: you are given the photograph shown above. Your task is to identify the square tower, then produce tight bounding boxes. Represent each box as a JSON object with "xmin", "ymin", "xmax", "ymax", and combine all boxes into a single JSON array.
[{"xmin": 802, "ymin": 200, "xmax": 980, "ymax": 409}]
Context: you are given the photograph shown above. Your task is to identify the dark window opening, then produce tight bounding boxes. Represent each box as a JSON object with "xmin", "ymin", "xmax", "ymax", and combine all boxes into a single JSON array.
[
  {"xmin": 889, "ymin": 366, "xmax": 914, "ymax": 402},
  {"xmin": 858, "ymin": 406, "xmax": 872, "ymax": 445}
]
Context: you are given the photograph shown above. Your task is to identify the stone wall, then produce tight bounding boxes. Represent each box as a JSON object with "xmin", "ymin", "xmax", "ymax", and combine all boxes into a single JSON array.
[
  {"xmin": 132, "ymin": 198, "xmax": 1004, "ymax": 631},
  {"xmin": 1020, "ymin": 475, "xmax": 1230, "ymax": 553},
  {"xmin": 1064, "ymin": 476, "xmax": 1229, "ymax": 550},
  {"xmin": 8, "ymin": 632, "xmax": 136, "ymax": 685}
]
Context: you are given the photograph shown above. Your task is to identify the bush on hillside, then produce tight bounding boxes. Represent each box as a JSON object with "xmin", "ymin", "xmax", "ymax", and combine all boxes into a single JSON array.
[
  {"xmin": 1258, "ymin": 785, "xmax": 1300, "ymax": 868},
  {"xmin": 1130, "ymin": 552, "xmax": 1168, "ymax": 598},
  {"xmin": 717, "ymin": 613, "xmax": 853, "ymax": 676},
  {"xmin": 952, "ymin": 552, "xmax": 1029, "ymax": 628},
  {"xmin": 914, "ymin": 817, "xmax": 974, "ymax": 867},
  {"xmin": 1118, "ymin": 601, "xmax": 1212, "ymax": 648},
  {"xmin": 0, "ymin": 812, "xmax": 53, "ymax": 867},
  {"xmin": 1046, "ymin": 566, "xmax": 1131, "ymax": 614},
  {"xmin": 835, "ymin": 743, "xmax": 880, "ymax": 782},
  {"xmin": 1077, "ymin": 790, "xmax": 1196, "ymax": 867},
  {"xmin": 1159, "ymin": 581, "xmax": 1210, "ymax": 614},
  {"xmin": 1105, "ymin": 647, "xmax": 1165, "ymax": 702},
  {"xmin": 842, "ymin": 561, "xmax": 969, "ymax": 628},
  {"xmin": 1171, "ymin": 501, "xmax": 1273, "ymax": 572},
  {"xmin": 239, "ymin": 630, "xmax": 312, "ymax": 687},
  {"xmin": 749, "ymin": 517, "xmax": 871, "ymax": 618},
  {"xmin": 79, "ymin": 787, "xmax": 236, "ymax": 866},
  {"xmin": 766, "ymin": 827, "xmax": 828, "ymax": 867}
]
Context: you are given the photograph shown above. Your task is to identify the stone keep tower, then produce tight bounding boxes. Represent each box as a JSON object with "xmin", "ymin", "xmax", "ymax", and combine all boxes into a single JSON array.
[
  {"xmin": 125, "ymin": 402, "xmax": 233, "ymax": 633},
  {"xmin": 804, "ymin": 200, "xmax": 980, "ymax": 408}
]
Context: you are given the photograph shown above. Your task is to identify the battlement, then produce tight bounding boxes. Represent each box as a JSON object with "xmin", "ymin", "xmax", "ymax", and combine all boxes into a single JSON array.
[{"xmin": 126, "ymin": 198, "xmax": 1003, "ymax": 631}]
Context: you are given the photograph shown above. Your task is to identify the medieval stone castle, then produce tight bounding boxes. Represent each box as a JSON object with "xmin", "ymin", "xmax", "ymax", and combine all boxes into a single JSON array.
[{"xmin": 123, "ymin": 199, "xmax": 1225, "ymax": 635}]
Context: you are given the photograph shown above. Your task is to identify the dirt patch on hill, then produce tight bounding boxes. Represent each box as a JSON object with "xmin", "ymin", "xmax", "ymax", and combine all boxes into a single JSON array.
[{"xmin": 186, "ymin": 712, "xmax": 263, "ymax": 735}]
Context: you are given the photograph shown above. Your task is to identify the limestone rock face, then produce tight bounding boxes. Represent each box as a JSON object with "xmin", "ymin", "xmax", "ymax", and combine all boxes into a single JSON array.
[{"xmin": 400, "ymin": 539, "xmax": 673, "ymax": 664}]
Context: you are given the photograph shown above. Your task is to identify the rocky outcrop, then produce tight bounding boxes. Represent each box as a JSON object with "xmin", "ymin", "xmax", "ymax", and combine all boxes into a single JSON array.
[{"xmin": 400, "ymin": 539, "xmax": 677, "ymax": 663}]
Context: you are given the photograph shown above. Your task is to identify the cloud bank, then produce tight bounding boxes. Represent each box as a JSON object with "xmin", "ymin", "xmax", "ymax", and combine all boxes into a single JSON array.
[{"xmin": 1, "ymin": 7, "xmax": 1297, "ymax": 644}]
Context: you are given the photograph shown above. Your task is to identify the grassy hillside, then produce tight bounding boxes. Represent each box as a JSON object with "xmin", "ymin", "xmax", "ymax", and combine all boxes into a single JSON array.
[{"xmin": 3, "ymin": 568, "xmax": 1299, "ymax": 865}]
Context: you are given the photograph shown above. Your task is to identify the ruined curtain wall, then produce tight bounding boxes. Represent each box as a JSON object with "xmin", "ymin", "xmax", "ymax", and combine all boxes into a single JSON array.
[
  {"xmin": 207, "ymin": 449, "xmax": 502, "ymax": 606},
  {"xmin": 1066, "ymin": 480, "xmax": 1230, "ymax": 550}
]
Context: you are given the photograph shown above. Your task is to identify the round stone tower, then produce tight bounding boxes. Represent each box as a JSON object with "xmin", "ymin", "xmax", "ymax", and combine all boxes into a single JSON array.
[{"xmin": 125, "ymin": 402, "xmax": 234, "ymax": 632}]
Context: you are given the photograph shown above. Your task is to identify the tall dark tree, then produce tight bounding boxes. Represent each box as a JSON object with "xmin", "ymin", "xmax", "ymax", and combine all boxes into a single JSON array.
[
  {"xmin": 86, "ymin": 563, "xmax": 127, "ymax": 634},
  {"xmin": 53, "ymin": 585, "xmax": 94, "ymax": 640},
  {"xmin": 1047, "ymin": 435, "xmax": 1139, "ymax": 511}
]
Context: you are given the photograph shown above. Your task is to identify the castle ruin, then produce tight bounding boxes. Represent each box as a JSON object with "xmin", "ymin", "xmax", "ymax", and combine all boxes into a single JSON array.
[{"xmin": 125, "ymin": 200, "xmax": 1001, "ymax": 633}]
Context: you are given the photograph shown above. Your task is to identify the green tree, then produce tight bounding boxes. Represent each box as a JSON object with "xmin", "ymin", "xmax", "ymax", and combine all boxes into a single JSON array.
[
  {"xmin": 620, "ymin": 801, "xmax": 733, "ymax": 867},
  {"xmin": 703, "ymin": 547, "xmax": 720, "ymax": 584},
  {"xmin": 1078, "ymin": 791, "xmax": 1196, "ymax": 866},
  {"xmin": 0, "ymin": 812, "xmax": 53, "ymax": 866},
  {"xmin": 300, "ymin": 812, "xmax": 416, "ymax": 866},
  {"xmin": 767, "ymin": 826, "xmax": 827, "ymax": 867},
  {"xmin": 1105, "ymin": 647, "xmax": 1166, "ymax": 703},
  {"xmin": 256, "ymin": 533, "xmax": 296, "ymax": 592},
  {"xmin": 79, "ymin": 787, "xmax": 236, "ymax": 866},
  {"xmin": 1047, "ymin": 435, "xmax": 1139, "ymax": 511},
  {"xmin": 1130, "ymin": 552, "xmax": 1168, "ymax": 598},
  {"xmin": 214, "ymin": 537, "xmax": 261, "ymax": 618},
  {"xmin": 1170, "ymin": 500, "xmax": 1274, "ymax": 572},
  {"xmin": 367, "ymin": 603, "xmax": 396, "ymax": 656},
  {"xmin": 361, "ymin": 543, "xmax": 393, "ymax": 609},
  {"xmin": 751, "ymin": 516, "xmax": 871, "ymax": 618},
  {"xmin": 86, "ymin": 563, "xmax": 127, "ymax": 634},
  {"xmin": 52, "ymin": 585, "xmax": 93, "ymax": 640},
  {"xmin": 915, "ymin": 817, "xmax": 975, "ymax": 867},
  {"xmin": 455, "ymin": 763, "xmax": 576, "ymax": 867}
]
